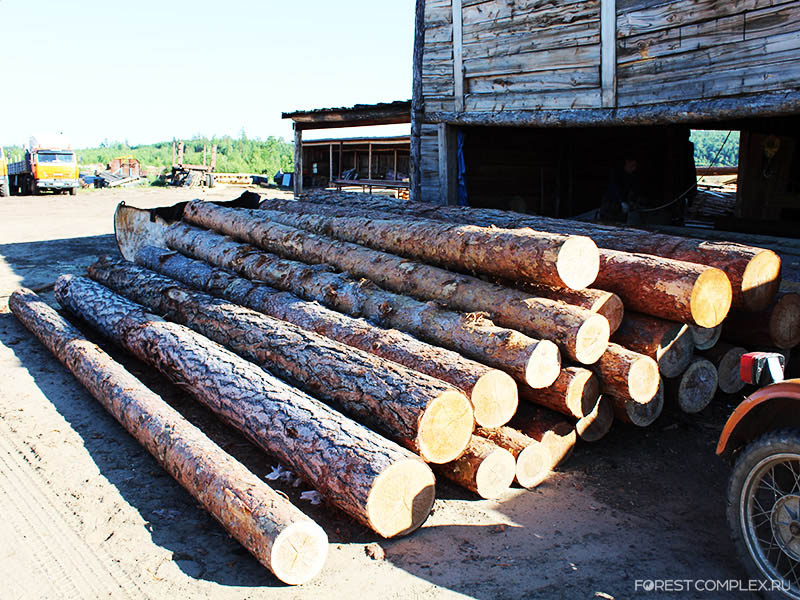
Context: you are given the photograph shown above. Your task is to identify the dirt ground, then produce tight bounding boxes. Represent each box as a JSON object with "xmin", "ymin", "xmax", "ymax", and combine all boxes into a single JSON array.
[{"xmin": 0, "ymin": 186, "xmax": 760, "ymax": 599}]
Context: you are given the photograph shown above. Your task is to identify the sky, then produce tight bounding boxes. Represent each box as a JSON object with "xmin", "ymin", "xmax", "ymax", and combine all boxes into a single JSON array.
[{"xmin": 0, "ymin": 0, "xmax": 414, "ymax": 148}]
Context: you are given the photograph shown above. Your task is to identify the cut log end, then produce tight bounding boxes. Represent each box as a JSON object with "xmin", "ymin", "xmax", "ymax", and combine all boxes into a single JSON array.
[
  {"xmin": 270, "ymin": 520, "xmax": 329, "ymax": 585},
  {"xmin": 525, "ymin": 340, "xmax": 562, "ymax": 389},
  {"xmin": 515, "ymin": 442, "xmax": 553, "ymax": 489},
  {"xmin": 627, "ymin": 355, "xmax": 660, "ymax": 404},
  {"xmin": 615, "ymin": 380, "xmax": 664, "ymax": 427},
  {"xmin": 770, "ymin": 293, "xmax": 800, "ymax": 350},
  {"xmin": 656, "ymin": 324, "xmax": 694, "ymax": 379},
  {"xmin": 366, "ymin": 459, "xmax": 436, "ymax": 538},
  {"xmin": 576, "ymin": 396, "xmax": 614, "ymax": 442},
  {"xmin": 675, "ymin": 359, "xmax": 718, "ymax": 414},
  {"xmin": 690, "ymin": 268, "xmax": 733, "ymax": 328},
  {"xmin": 741, "ymin": 249, "xmax": 782, "ymax": 312},
  {"xmin": 566, "ymin": 368, "xmax": 601, "ymax": 418},
  {"xmin": 715, "ymin": 346, "xmax": 747, "ymax": 394},
  {"xmin": 474, "ymin": 447, "xmax": 516, "ymax": 499},
  {"xmin": 555, "ymin": 235, "xmax": 600, "ymax": 290},
  {"xmin": 574, "ymin": 313, "xmax": 611, "ymax": 365},
  {"xmin": 418, "ymin": 390, "xmax": 475, "ymax": 464},
  {"xmin": 471, "ymin": 370, "xmax": 519, "ymax": 429},
  {"xmin": 690, "ymin": 324, "xmax": 722, "ymax": 351},
  {"xmin": 591, "ymin": 292, "xmax": 624, "ymax": 335}
]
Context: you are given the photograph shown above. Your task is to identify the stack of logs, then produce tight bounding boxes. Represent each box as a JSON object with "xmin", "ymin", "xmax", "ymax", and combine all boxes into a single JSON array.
[{"xmin": 11, "ymin": 189, "xmax": 799, "ymax": 585}]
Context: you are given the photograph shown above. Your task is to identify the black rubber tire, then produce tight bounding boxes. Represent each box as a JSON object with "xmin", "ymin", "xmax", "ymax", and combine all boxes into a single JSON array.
[
  {"xmin": 727, "ymin": 429, "xmax": 800, "ymax": 599},
  {"xmin": 69, "ymin": 187, "xmax": 77, "ymax": 196},
  {"xmin": 0, "ymin": 182, "xmax": 8, "ymax": 197}
]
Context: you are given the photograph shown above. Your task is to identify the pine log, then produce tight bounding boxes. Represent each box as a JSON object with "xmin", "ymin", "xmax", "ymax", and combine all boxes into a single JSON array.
[
  {"xmin": 179, "ymin": 203, "xmax": 610, "ymax": 365},
  {"xmin": 135, "ymin": 245, "xmax": 517, "ymax": 428},
  {"xmin": 474, "ymin": 427, "xmax": 552, "ymax": 489},
  {"xmin": 590, "ymin": 343, "xmax": 660, "ymax": 404},
  {"xmin": 690, "ymin": 324, "xmax": 723, "ymax": 351},
  {"xmin": 298, "ymin": 191, "xmax": 781, "ymax": 312},
  {"xmin": 262, "ymin": 197, "xmax": 732, "ymax": 325},
  {"xmin": 612, "ymin": 379, "xmax": 664, "ymax": 427},
  {"xmin": 722, "ymin": 292, "xmax": 800, "ymax": 350},
  {"xmin": 575, "ymin": 396, "xmax": 614, "ymax": 442},
  {"xmin": 520, "ymin": 367, "xmax": 600, "ymax": 419},
  {"xmin": 250, "ymin": 201, "xmax": 600, "ymax": 290},
  {"xmin": 9, "ymin": 288, "xmax": 328, "ymax": 585},
  {"xmin": 88, "ymin": 258, "xmax": 474, "ymax": 464},
  {"xmin": 434, "ymin": 436, "xmax": 516, "ymax": 499},
  {"xmin": 612, "ymin": 313, "xmax": 694, "ymax": 378},
  {"xmin": 511, "ymin": 405, "xmax": 577, "ymax": 468},
  {"xmin": 701, "ymin": 343, "xmax": 747, "ymax": 395},
  {"xmin": 163, "ymin": 223, "xmax": 563, "ymax": 386},
  {"xmin": 53, "ymin": 275, "xmax": 435, "ymax": 538},
  {"xmin": 666, "ymin": 358, "xmax": 718, "ymax": 414}
]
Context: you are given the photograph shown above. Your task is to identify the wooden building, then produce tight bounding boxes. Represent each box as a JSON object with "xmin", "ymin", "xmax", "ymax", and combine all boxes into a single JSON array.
[{"xmin": 412, "ymin": 0, "xmax": 800, "ymax": 228}]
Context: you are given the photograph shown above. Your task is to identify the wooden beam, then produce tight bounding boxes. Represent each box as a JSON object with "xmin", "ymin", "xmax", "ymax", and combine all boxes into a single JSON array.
[
  {"xmin": 410, "ymin": 0, "xmax": 425, "ymax": 202},
  {"xmin": 601, "ymin": 0, "xmax": 617, "ymax": 108},
  {"xmin": 453, "ymin": 0, "xmax": 465, "ymax": 113},
  {"xmin": 294, "ymin": 125, "xmax": 303, "ymax": 197}
]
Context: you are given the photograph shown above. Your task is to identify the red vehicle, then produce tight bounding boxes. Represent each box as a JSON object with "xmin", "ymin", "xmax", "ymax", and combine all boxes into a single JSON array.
[{"xmin": 718, "ymin": 353, "xmax": 800, "ymax": 599}]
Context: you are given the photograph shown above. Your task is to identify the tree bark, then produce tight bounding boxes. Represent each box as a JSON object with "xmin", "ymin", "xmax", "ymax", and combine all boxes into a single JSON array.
[
  {"xmin": 434, "ymin": 436, "xmax": 516, "ymax": 499},
  {"xmin": 700, "ymin": 343, "xmax": 747, "ymax": 394},
  {"xmin": 511, "ymin": 405, "xmax": 577, "ymax": 468},
  {"xmin": 611, "ymin": 313, "xmax": 694, "ymax": 378},
  {"xmin": 181, "ymin": 202, "xmax": 609, "ymax": 365},
  {"xmin": 135, "ymin": 245, "xmax": 518, "ymax": 429},
  {"xmin": 247, "ymin": 202, "xmax": 599, "ymax": 290},
  {"xmin": 689, "ymin": 324, "xmax": 722, "ymax": 351},
  {"xmin": 722, "ymin": 292, "xmax": 800, "ymax": 350},
  {"xmin": 575, "ymin": 396, "xmax": 614, "ymax": 442},
  {"xmin": 163, "ymin": 223, "xmax": 563, "ymax": 387},
  {"xmin": 473, "ymin": 426, "xmax": 552, "ymax": 489},
  {"xmin": 520, "ymin": 367, "xmax": 600, "ymax": 419},
  {"xmin": 589, "ymin": 343, "xmax": 660, "ymax": 404},
  {"xmin": 53, "ymin": 275, "xmax": 436, "ymax": 538},
  {"xmin": 9, "ymin": 288, "xmax": 328, "ymax": 585},
  {"xmin": 297, "ymin": 190, "xmax": 781, "ymax": 312},
  {"xmin": 88, "ymin": 258, "xmax": 475, "ymax": 465},
  {"xmin": 665, "ymin": 358, "xmax": 718, "ymax": 414},
  {"xmin": 612, "ymin": 379, "xmax": 664, "ymax": 427}
]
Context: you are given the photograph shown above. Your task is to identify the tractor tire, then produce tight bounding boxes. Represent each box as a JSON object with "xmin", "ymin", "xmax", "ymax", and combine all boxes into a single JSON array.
[{"xmin": 727, "ymin": 429, "xmax": 800, "ymax": 599}]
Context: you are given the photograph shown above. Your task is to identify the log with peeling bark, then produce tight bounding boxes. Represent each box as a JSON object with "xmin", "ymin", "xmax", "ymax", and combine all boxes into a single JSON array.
[
  {"xmin": 434, "ymin": 436, "xmax": 516, "ymax": 499},
  {"xmin": 53, "ymin": 275, "xmax": 435, "ymax": 538},
  {"xmin": 297, "ymin": 191, "xmax": 781, "ymax": 312},
  {"xmin": 250, "ymin": 201, "xmax": 599, "ymax": 290},
  {"xmin": 701, "ymin": 343, "xmax": 747, "ymax": 395},
  {"xmin": 722, "ymin": 292, "xmax": 800, "ymax": 350},
  {"xmin": 521, "ymin": 367, "xmax": 600, "ymax": 419},
  {"xmin": 179, "ymin": 203, "xmax": 610, "ymax": 365},
  {"xmin": 511, "ymin": 405, "xmax": 577, "ymax": 468},
  {"xmin": 88, "ymin": 258, "xmax": 475, "ymax": 464},
  {"xmin": 163, "ymin": 224, "xmax": 563, "ymax": 386},
  {"xmin": 666, "ymin": 358, "xmax": 718, "ymax": 414},
  {"xmin": 9, "ymin": 288, "xmax": 328, "ymax": 585},
  {"xmin": 474, "ymin": 426, "xmax": 553, "ymax": 489},
  {"xmin": 590, "ymin": 343, "xmax": 660, "ymax": 404},
  {"xmin": 612, "ymin": 313, "xmax": 694, "ymax": 378},
  {"xmin": 135, "ymin": 245, "xmax": 517, "ymax": 428},
  {"xmin": 575, "ymin": 396, "xmax": 614, "ymax": 442},
  {"xmin": 690, "ymin": 325, "xmax": 722, "ymax": 351},
  {"xmin": 612, "ymin": 380, "xmax": 665, "ymax": 427}
]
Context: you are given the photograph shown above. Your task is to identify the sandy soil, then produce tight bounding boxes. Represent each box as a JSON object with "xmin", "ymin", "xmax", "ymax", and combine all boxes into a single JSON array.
[{"xmin": 0, "ymin": 186, "xmax": 758, "ymax": 599}]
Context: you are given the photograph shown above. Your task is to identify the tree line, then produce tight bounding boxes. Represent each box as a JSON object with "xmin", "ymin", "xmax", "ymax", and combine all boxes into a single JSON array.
[{"xmin": 690, "ymin": 130, "xmax": 740, "ymax": 167}]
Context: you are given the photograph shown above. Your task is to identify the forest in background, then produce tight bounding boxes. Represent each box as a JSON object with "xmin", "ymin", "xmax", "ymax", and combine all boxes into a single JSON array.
[{"xmin": 690, "ymin": 130, "xmax": 740, "ymax": 166}]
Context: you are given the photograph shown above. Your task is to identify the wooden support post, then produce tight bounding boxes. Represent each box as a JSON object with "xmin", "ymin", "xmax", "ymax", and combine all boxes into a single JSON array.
[
  {"xmin": 338, "ymin": 141, "xmax": 343, "ymax": 179},
  {"xmin": 452, "ymin": 0, "xmax": 464, "ymax": 113},
  {"xmin": 368, "ymin": 143, "xmax": 373, "ymax": 179},
  {"xmin": 393, "ymin": 149, "xmax": 398, "ymax": 181},
  {"xmin": 293, "ymin": 125, "xmax": 303, "ymax": 197},
  {"xmin": 410, "ymin": 0, "xmax": 425, "ymax": 202},
  {"xmin": 438, "ymin": 123, "xmax": 458, "ymax": 206},
  {"xmin": 600, "ymin": 0, "xmax": 617, "ymax": 108},
  {"xmin": 329, "ymin": 143, "xmax": 334, "ymax": 186}
]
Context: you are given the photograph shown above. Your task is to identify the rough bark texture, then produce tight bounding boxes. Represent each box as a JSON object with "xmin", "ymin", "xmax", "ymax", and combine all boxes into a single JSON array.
[
  {"xmin": 299, "ymin": 190, "xmax": 781, "ymax": 311},
  {"xmin": 163, "ymin": 223, "xmax": 562, "ymax": 386},
  {"xmin": 9, "ymin": 288, "xmax": 328, "ymax": 584},
  {"xmin": 701, "ymin": 343, "xmax": 747, "ymax": 395},
  {"xmin": 689, "ymin": 325, "xmax": 722, "ymax": 351},
  {"xmin": 722, "ymin": 292, "xmax": 800, "ymax": 350},
  {"xmin": 575, "ymin": 396, "xmax": 614, "ymax": 442},
  {"xmin": 612, "ymin": 379, "xmax": 665, "ymax": 427},
  {"xmin": 666, "ymin": 358, "xmax": 718, "ymax": 414},
  {"xmin": 589, "ymin": 343, "xmax": 660, "ymax": 404},
  {"xmin": 520, "ymin": 367, "xmax": 600, "ymax": 419},
  {"xmin": 511, "ymin": 405, "xmax": 577, "ymax": 468},
  {"xmin": 474, "ymin": 426, "xmax": 552, "ymax": 489},
  {"xmin": 53, "ymin": 275, "xmax": 436, "ymax": 538},
  {"xmin": 134, "ymin": 245, "xmax": 517, "ymax": 428},
  {"xmin": 612, "ymin": 313, "xmax": 694, "ymax": 378},
  {"xmin": 88, "ymin": 257, "xmax": 474, "ymax": 464},
  {"xmin": 180, "ymin": 202, "xmax": 609, "ymax": 365},
  {"xmin": 434, "ymin": 436, "xmax": 516, "ymax": 499},
  {"xmin": 249, "ymin": 200, "xmax": 600, "ymax": 290}
]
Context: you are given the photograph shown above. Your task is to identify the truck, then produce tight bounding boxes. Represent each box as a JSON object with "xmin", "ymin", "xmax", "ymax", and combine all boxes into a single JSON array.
[
  {"xmin": 0, "ymin": 147, "xmax": 8, "ymax": 196},
  {"xmin": 8, "ymin": 135, "xmax": 79, "ymax": 195}
]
